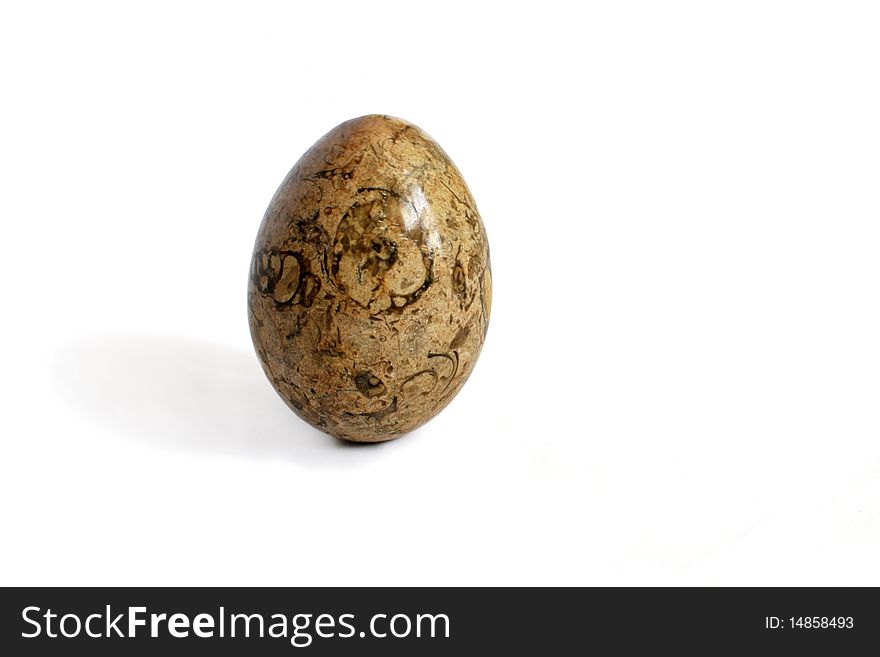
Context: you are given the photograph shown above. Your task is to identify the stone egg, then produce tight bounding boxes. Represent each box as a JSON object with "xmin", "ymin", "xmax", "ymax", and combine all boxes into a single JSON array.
[{"xmin": 248, "ymin": 115, "xmax": 491, "ymax": 442}]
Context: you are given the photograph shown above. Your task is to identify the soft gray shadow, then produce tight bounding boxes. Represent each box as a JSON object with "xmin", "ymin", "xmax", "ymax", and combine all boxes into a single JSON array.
[{"xmin": 53, "ymin": 333, "xmax": 394, "ymax": 466}]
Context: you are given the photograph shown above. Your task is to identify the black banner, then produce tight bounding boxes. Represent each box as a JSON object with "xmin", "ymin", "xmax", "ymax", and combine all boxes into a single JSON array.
[{"xmin": 1, "ymin": 587, "xmax": 876, "ymax": 654}]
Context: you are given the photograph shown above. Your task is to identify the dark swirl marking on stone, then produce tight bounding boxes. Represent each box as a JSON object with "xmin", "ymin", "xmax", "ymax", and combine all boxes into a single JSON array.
[
  {"xmin": 251, "ymin": 248, "xmax": 321, "ymax": 308},
  {"xmin": 309, "ymin": 167, "xmax": 355, "ymax": 181},
  {"xmin": 286, "ymin": 209, "xmax": 330, "ymax": 250},
  {"xmin": 401, "ymin": 368, "xmax": 439, "ymax": 396},
  {"xmin": 452, "ymin": 245, "xmax": 467, "ymax": 307},
  {"xmin": 328, "ymin": 188, "xmax": 433, "ymax": 314},
  {"xmin": 354, "ymin": 371, "xmax": 387, "ymax": 398},
  {"xmin": 427, "ymin": 351, "xmax": 459, "ymax": 393},
  {"xmin": 306, "ymin": 153, "xmax": 363, "ymax": 189}
]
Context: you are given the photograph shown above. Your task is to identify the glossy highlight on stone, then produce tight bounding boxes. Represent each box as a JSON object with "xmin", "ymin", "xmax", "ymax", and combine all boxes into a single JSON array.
[{"xmin": 248, "ymin": 115, "xmax": 491, "ymax": 442}]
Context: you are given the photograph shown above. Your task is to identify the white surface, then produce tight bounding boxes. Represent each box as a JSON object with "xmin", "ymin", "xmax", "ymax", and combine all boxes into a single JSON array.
[{"xmin": 2, "ymin": 1, "xmax": 880, "ymax": 586}]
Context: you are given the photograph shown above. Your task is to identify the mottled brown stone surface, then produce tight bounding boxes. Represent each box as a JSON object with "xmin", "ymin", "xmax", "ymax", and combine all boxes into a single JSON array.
[{"xmin": 248, "ymin": 115, "xmax": 491, "ymax": 442}]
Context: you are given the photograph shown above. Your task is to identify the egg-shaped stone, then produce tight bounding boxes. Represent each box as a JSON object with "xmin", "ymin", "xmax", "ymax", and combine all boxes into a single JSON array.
[{"xmin": 248, "ymin": 115, "xmax": 491, "ymax": 442}]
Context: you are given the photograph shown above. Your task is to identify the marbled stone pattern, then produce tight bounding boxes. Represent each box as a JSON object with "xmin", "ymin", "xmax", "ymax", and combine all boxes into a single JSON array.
[{"xmin": 248, "ymin": 115, "xmax": 491, "ymax": 442}]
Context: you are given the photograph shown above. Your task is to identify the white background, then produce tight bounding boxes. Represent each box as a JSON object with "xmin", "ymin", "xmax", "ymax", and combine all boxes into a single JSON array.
[{"xmin": 2, "ymin": 1, "xmax": 879, "ymax": 586}]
